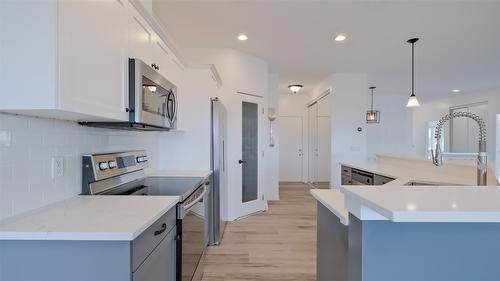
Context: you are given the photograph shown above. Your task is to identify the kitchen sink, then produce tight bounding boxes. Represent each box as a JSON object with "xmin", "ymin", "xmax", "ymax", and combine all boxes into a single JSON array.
[{"xmin": 404, "ymin": 180, "xmax": 464, "ymax": 186}]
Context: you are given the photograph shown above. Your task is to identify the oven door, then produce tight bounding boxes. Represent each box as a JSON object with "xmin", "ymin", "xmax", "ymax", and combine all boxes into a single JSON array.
[{"xmin": 178, "ymin": 185, "xmax": 209, "ymax": 281}]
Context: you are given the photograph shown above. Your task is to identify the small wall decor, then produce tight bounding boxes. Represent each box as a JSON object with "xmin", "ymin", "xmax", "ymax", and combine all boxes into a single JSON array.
[{"xmin": 268, "ymin": 108, "xmax": 277, "ymax": 147}]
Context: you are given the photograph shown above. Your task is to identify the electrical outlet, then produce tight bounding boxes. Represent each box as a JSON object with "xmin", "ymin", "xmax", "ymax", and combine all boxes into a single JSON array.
[{"xmin": 52, "ymin": 157, "xmax": 64, "ymax": 179}]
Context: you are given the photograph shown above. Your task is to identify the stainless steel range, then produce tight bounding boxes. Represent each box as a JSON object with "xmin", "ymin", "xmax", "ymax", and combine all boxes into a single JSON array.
[{"xmin": 82, "ymin": 150, "xmax": 209, "ymax": 281}]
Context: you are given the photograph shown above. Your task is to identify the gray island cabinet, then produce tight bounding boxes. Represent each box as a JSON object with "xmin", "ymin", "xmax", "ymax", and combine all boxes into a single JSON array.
[
  {"xmin": 0, "ymin": 208, "xmax": 177, "ymax": 281},
  {"xmin": 314, "ymin": 187, "xmax": 500, "ymax": 281}
]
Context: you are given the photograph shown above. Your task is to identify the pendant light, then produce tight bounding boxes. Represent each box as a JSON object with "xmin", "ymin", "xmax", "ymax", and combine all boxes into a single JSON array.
[
  {"xmin": 366, "ymin": 86, "xmax": 380, "ymax": 123},
  {"xmin": 406, "ymin": 38, "xmax": 420, "ymax": 107}
]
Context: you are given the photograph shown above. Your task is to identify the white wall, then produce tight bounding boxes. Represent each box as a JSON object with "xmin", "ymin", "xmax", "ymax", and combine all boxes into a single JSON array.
[
  {"xmin": 0, "ymin": 113, "xmax": 161, "ymax": 220},
  {"xmin": 365, "ymin": 94, "xmax": 414, "ymax": 161},
  {"xmin": 330, "ymin": 74, "xmax": 368, "ymax": 187},
  {"xmin": 265, "ymin": 74, "xmax": 280, "ymax": 200},
  {"xmin": 159, "ymin": 67, "xmax": 216, "ymax": 171},
  {"xmin": 180, "ymin": 48, "xmax": 274, "ymax": 220}
]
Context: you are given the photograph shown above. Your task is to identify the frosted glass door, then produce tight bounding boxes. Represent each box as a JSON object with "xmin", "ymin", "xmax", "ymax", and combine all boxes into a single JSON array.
[{"xmin": 242, "ymin": 101, "xmax": 258, "ymax": 203}]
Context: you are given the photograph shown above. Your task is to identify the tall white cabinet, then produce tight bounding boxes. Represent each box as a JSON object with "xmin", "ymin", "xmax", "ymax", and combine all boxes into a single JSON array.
[{"xmin": 0, "ymin": 0, "xmax": 184, "ymax": 121}]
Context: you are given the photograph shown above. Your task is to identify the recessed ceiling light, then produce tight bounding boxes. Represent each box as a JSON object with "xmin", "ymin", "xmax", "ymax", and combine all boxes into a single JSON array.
[
  {"xmin": 452, "ymin": 89, "xmax": 461, "ymax": 93},
  {"xmin": 334, "ymin": 34, "xmax": 346, "ymax": 42},
  {"xmin": 237, "ymin": 34, "xmax": 248, "ymax": 41}
]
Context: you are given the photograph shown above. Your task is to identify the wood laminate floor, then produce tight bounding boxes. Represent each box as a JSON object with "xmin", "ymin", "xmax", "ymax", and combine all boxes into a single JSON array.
[{"xmin": 201, "ymin": 182, "xmax": 317, "ymax": 281}]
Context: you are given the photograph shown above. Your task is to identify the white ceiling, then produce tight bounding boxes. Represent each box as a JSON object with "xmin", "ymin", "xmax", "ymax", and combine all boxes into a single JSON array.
[{"xmin": 153, "ymin": 1, "xmax": 500, "ymax": 100}]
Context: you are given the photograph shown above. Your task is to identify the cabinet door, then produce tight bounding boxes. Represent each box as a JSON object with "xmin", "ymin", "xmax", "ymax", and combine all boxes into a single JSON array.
[
  {"xmin": 151, "ymin": 37, "xmax": 183, "ymax": 86},
  {"xmin": 128, "ymin": 6, "xmax": 153, "ymax": 65},
  {"xmin": 133, "ymin": 227, "xmax": 176, "ymax": 281},
  {"xmin": 58, "ymin": 0, "xmax": 129, "ymax": 121}
]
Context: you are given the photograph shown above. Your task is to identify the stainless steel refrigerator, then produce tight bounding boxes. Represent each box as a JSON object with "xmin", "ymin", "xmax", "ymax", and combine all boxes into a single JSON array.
[{"xmin": 209, "ymin": 98, "xmax": 227, "ymax": 245}]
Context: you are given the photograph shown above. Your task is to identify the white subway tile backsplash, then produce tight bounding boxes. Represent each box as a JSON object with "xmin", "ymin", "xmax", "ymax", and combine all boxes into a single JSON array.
[{"xmin": 0, "ymin": 113, "xmax": 162, "ymax": 220}]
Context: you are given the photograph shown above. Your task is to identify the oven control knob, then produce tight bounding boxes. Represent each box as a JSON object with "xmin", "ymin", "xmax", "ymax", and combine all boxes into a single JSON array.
[
  {"xmin": 98, "ymin": 162, "xmax": 109, "ymax": 171},
  {"xmin": 136, "ymin": 156, "xmax": 148, "ymax": 163},
  {"xmin": 108, "ymin": 160, "xmax": 117, "ymax": 169}
]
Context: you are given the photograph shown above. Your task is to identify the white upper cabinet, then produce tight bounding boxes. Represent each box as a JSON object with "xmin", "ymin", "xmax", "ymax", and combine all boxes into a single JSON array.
[
  {"xmin": 0, "ymin": 0, "xmax": 184, "ymax": 122},
  {"xmin": 128, "ymin": 5, "xmax": 184, "ymax": 86},
  {"xmin": 128, "ymin": 6, "xmax": 153, "ymax": 65},
  {"xmin": 58, "ymin": 0, "xmax": 129, "ymax": 121}
]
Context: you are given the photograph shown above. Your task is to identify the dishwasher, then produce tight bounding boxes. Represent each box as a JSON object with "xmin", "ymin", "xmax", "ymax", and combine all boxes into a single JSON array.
[{"xmin": 350, "ymin": 168, "xmax": 374, "ymax": 185}]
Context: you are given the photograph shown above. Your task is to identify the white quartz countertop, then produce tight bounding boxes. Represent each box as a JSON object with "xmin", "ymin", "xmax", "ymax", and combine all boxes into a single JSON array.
[
  {"xmin": 0, "ymin": 196, "xmax": 179, "ymax": 241},
  {"xmin": 341, "ymin": 186, "xmax": 500, "ymax": 223},
  {"xmin": 310, "ymin": 189, "xmax": 349, "ymax": 225},
  {"xmin": 147, "ymin": 170, "xmax": 212, "ymax": 178},
  {"xmin": 312, "ymin": 156, "xmax": 500, "ymax": 224}
]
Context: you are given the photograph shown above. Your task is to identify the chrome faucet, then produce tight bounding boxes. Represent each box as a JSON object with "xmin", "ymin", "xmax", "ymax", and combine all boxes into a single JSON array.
[{"xmin": 431, "ymin": 111, "xmax": 488, "ymax": 186}]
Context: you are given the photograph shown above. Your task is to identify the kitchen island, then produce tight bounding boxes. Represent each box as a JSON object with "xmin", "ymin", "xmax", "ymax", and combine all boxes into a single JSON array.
[
  {"xmin": 312, "ymin": 187, "xmax": 500, "ymax": 281},
  {"xmin": 313, "ymin": 154, "xmax": 500, "ymax": 281}
]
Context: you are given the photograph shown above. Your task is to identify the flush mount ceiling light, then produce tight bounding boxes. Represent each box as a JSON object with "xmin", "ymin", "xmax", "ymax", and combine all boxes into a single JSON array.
[
  {"xmin": 334, "ymin": 34, "xmax": 346, "ymax": 42},
  {"xmin": 288, "ymin": 84, "xmax": 303, "ymax": 94},
  {"xmin": 237, "ymin": 34, "xmax": 248, "ymax": 41},
  {"xmin": 366, "ymin": 86, "xmax": 380, "ymax": 124},
  {"xmin": 452, "ymin": 89, "xmax": 461, "ymax": 93},
  {"xmin": 406, "ymin": 38, "xmax": 421, "ymax": 107}
]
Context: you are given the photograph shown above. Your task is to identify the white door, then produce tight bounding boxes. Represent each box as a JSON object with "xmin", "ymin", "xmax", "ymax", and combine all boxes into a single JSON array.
[
  {"xmin": 279, "ymin": 117, "xmax": 303, "ymax": 182},
  {"xmin": 228, "ymin": 94, "xmax": 267, "ymax": 219}
]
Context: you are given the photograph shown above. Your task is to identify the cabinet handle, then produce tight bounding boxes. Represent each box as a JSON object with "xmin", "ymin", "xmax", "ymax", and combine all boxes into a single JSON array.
[
  {"xmin": 238, "ymin": 160, "xmax": 247, "ymax": 164},
  {"xmin": 154, "ymin": 223, "xmax": 167, "ymax": 236}
]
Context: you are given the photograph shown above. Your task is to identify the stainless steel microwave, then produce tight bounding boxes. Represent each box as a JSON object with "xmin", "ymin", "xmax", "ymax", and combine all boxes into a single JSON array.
[
  {"xmin": 129, "ymin": 58, "xmax": 177, "ymax": 130},
  {"xmin": 79, "ymin": 58, "xmax": 177, "ymax": 131}
]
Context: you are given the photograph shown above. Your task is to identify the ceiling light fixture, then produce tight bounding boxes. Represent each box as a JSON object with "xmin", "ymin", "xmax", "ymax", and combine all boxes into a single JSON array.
[
  {"xmin": 452, "ymin": 89, "xmax": 461, "ymax": 93},
  {"xmin": 406, "ymin": 38, "xmax": 421, "ymax": 107},
  {"xmin": 334, "ymin": 34, "xmax": 346, "ymax": 42},
  {"xmin": 237, "ymin": 34, "xmax": 248, "ymax": 41},
  {"xmin": 288, "ymin": 84, "xmax": 303, "ymax": 94},
  {"xmin": 366, "ymin": 86, "xmax": 380, "ymax": 123}
]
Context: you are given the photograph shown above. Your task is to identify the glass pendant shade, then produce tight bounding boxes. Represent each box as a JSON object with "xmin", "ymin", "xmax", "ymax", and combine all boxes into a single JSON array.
[
  {"xmin": 366, "ymin": 110, "xmax": 380, "ymax": 123},
  {"xmin": 366, "ymin": 86, "xmax": 380, "ymax": 123},
  {"xmin": 406, "ymin": 94, "xmax": 420, "ymax": 107}
]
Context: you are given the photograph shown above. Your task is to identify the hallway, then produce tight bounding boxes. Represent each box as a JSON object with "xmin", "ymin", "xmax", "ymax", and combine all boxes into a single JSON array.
[{"xmin": 201, "ymin": 183, "xmax": 317, "ymax": 281}]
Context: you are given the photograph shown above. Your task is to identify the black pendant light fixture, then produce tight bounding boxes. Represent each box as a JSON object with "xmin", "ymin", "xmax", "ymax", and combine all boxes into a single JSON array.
[
  {"xmin": 366, "ymin": 86, "xmax": 380, "ymax": 123},
  {"xmin": 406, "ymin": 38, "xmax": 420, "ymax": 107}
]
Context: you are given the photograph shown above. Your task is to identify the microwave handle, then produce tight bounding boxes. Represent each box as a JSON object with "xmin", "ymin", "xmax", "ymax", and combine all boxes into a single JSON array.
[{"xmin": 169, "ymin": 90, "xmax": 177, "ymax": 125}]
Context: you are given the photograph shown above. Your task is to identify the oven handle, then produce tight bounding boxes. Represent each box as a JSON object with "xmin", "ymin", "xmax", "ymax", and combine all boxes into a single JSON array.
[{"xmin": 183, "ymin": 185, "xmax": 208, "ymax": 212}]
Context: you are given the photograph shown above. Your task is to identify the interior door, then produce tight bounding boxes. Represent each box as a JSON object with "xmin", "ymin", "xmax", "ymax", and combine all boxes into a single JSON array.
[
  {"xmin": 279, "ymin": 116, "xmax": 303, "ymax": 181},
  {"xmin": 233, "ymin": 95, "xmax": 266, "ymax": 218}
]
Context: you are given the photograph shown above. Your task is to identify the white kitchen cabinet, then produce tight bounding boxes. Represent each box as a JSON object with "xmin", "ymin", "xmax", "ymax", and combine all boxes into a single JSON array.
[
  {"xmin": 0, "ymin": 0, "xmax": 184, "ymax": 122},
  {"xmin": 0, "ymin": 0, "xmax": 129, "ymax": 121},
  {"xmin": 58, "ymin": 0, "xmax": 129, "ymax": 121},
  {"xmin": 128, "ymin": 5, "xmax": 153, "ymax": 65},
  {"xmin": 128, "ymin": 6, "xmax": 184, "ymax": 86}
]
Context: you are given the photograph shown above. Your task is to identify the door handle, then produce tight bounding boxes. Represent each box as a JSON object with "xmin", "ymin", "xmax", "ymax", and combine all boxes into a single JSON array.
[{"xmin": 238, "ymin": 160, "xmax": 247, "ymax": 164}]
